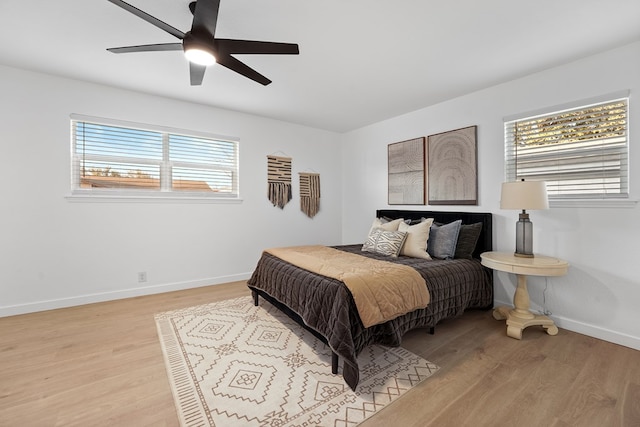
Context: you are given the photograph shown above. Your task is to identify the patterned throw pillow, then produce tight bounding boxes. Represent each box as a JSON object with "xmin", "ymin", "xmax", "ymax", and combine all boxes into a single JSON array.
[
  {"xmin": 362, "ymin": 228, "xmax": 407, "ymax": 257},
  {"xmin": 427, "ymin": 220, "xmax": 462, "ymax": 260}
]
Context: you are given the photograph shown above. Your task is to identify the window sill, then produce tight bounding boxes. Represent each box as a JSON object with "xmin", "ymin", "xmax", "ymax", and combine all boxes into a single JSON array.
[
  {"xmin": 549, "ymin": 199, "xmax": 637, "ymax": 208},
  {"xmin": 66, "ymin": 192, "xmax": 243, "ymax": 204}
]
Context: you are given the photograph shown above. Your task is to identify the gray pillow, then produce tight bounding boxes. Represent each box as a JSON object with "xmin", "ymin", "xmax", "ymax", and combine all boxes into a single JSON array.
[
  {"xmin": 427, "ymin": 220, "xmax": 462, "ymax": 259},
  {"xmin": 454, "ymin": 222, "xmax": 483, "ymax": 259}
]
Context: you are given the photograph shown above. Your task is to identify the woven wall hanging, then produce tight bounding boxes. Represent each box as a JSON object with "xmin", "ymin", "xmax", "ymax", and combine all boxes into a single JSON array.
[
  {"xmin": 299, "ymin": 172, "xmax": 321, "ymax": 218},
  {"xmin": 267, "ymin": 155, "xmax": 292, "ymax": 209}
]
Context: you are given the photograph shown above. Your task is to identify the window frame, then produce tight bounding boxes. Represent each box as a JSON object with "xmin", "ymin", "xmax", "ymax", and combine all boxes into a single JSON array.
[
  {"xmin": 503, "ymin": 92, "xmax": 636, "ymax": 208},
  {"xmin": 68, "ymin": 114, "xmax": 241, "ymax": 203}
]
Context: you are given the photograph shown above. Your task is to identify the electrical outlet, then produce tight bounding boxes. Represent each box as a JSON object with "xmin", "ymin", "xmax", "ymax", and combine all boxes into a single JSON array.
[{"xmin": 138, "ymin": 272, "xmax": 147, "ymax": 283}]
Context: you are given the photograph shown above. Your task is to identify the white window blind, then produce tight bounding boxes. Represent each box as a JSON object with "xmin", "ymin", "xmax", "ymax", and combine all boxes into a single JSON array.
[
  {"xmin": 505, "ymin": 97, "xmax": 628, "ymax": 199},
  {"xmin": 71, "ymin": 117, "xmax": 239, "ymax": 198}
]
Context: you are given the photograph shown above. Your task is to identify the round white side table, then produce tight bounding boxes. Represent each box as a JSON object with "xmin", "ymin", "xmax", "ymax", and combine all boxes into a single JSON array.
[{"xmin": 481, "ymin": 251, "xmax": 569, "ymax": 340}]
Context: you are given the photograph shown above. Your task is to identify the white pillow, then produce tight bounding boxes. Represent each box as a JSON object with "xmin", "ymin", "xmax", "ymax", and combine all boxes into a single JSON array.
[
  {"xmin": 398, "ymin": 218, "xmax": 434, "ymax": 259},
  {"xmin": 367, "ymin": 217, "xmax": 404, "ymax": 235}
]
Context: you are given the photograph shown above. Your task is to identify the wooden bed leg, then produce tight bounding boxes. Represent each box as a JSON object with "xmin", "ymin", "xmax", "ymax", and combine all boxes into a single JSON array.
[
  {"xmin": 429, "ymin": 326, "xmax": 435, "ymax": 335},
  {"xmin": 331, "ymin": 352, "xmax": 338, "ymax": 374},
  {"xmin": 252, "ymin": 290, "xmax": 259, "ymax": 306}
]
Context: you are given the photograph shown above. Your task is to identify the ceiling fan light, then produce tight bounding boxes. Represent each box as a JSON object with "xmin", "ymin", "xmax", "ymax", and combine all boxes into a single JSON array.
[{"xmin": 184, "ymin": 47, "xmax": 216, "ymax": 66}]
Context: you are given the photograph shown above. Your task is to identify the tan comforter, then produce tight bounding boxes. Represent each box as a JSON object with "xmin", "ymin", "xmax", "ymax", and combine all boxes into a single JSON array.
[{"xmin": 265, "ymin": 245, "xmax": 429, "ymax": 327}]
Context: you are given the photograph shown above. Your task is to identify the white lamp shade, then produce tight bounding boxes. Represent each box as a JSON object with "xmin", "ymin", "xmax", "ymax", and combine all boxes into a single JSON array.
[{"xmin": 500, "ymin": 180, "xmax": 549, "ymax": 210}]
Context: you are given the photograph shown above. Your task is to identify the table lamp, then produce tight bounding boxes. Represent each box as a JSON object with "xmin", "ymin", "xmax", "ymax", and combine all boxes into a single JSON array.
[{"xmin": 500, "ymin": 179, "xmax": 549, "ymax": 258}]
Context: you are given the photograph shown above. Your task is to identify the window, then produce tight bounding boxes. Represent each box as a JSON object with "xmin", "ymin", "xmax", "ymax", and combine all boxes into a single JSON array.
[
  {"xmin": 505, "ymin": 95, "xmax": 629, "ymax": 200},
  {"xmin": 70, "ymin": 115, "xmax": 239, "ymax": 199}
]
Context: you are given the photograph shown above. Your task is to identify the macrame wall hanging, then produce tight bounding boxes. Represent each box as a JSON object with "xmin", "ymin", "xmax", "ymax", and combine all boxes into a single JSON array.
[
  {"xmin": 267, "ymin": 155, "xmax": 292, "ymax": 209},
  {"xmin": 299, "ymin": 172, "xmax": 321, "ymax": 218}
]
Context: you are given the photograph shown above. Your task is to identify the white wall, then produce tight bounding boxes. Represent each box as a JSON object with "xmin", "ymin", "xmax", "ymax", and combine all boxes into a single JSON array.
[
  {"xmin": 0, "ymin": 65, "xmax": 342, "ymax": 316},
  {"xmin": 341, "ymin": 41, "xmax": 640, "ymax": 350}
]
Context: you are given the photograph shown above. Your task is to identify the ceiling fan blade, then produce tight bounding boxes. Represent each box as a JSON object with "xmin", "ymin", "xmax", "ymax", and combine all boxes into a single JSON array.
[
  {"xmin": 107, "ymin": 0, "xmax": 185, "ymax": 39},
  {"xmin": 190, "ymin": 63, "xmax": 207, "ymax": 86},
  {"xmin": 216, "ymin": 54, "xmax": 271, "ymax": 85},
  {"xmin": 216, "ymin": 39, "xmax": 299, "ymax": 55},
  {"xmin": 191, "ymin": 0, "xmax": 221, "ymax": 36},
  {"xmin": 107, "ymin": 43, "xmax": 183, "ymax": 54}
]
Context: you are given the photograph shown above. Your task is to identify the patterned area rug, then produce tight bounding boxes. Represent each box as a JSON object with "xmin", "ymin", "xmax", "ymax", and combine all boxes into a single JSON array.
[{"xmin": 155, "ymin": 296, "xmax": 439, "ymax": 427}]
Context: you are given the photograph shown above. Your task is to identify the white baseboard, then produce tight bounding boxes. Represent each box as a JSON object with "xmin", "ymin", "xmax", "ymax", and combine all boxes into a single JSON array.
[
  {"xmin": 0, "ymin": 273, "xmax": 252, "ymax": 318},
  {"xmin": 551, "ymin": 315, "xmax": 640, "ymax": 351},
  {"xmin": 493, "ymin": 298, "xmax": 640, "ymax": 351}
]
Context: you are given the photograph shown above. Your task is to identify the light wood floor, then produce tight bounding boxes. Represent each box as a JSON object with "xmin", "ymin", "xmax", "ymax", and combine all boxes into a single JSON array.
[{"xmin": 1, "ymin": 281, "xmax": 638, "ymax": 427}]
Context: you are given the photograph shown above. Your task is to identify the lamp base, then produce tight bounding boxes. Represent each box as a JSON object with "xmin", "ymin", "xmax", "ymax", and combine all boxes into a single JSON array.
[{"xmin": 515, "ymin": 211, "xmax": 534, "ymax": 257}]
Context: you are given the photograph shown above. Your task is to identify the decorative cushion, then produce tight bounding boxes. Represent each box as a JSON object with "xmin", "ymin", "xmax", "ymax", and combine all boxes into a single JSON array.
[
  {"xmin": 398, "ymin": 218, "xmax": 434, "ymax": 259},
  {"xmin": 427, "ymin": 219, "xmax": 462, "ymax": 260},
  {"xmin": 362, "ymin": 228, "xmax": 407, "ymax": 257},
  {"xmin": 454, "ymin": 222, "xmax": 483, "ymax": 259},
  {"xmin": 367, "ymin": 217, "xmax": 404, "ymax": 237},
  {"xmin": 380, "ymin": 216, "xmax": 413, "ymax": 225}
]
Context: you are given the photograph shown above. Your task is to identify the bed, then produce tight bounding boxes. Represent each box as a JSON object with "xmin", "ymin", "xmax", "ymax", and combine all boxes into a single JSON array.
[{"xmin": 247, "ymin": 209, "xmax": 493, "ymax": 390}]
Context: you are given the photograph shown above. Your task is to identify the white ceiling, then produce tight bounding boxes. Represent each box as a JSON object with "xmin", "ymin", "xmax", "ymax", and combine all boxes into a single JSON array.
[{"xmin": 1, "ymin": 0, "xmax": 639, "ymax": 132}]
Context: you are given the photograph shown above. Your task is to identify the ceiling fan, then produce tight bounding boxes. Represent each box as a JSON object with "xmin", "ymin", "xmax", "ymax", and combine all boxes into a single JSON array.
[{"xmin": 106, "ymin": 0, "xmax": 300, "ymax": 86}]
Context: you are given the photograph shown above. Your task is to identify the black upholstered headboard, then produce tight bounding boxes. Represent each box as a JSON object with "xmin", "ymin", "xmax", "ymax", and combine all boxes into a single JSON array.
[{"xmin": 376, "ymin": 209, "xmax": 493, "ymax": 260}]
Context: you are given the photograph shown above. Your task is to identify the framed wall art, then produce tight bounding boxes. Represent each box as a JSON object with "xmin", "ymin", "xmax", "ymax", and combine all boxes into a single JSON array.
[
  {"xmin": 387, "ymin": 137, "xmax": 425, "ymax": 205},
  {"xmin": 427, "ymin": 125, "xmax": 477, "ymax": 205}
]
